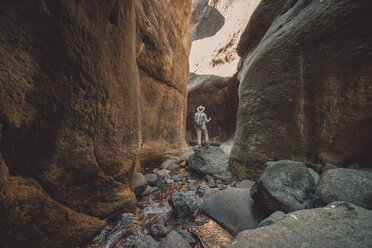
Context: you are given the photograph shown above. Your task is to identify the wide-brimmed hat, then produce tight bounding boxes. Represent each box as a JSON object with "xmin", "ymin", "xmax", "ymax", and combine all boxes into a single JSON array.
[{"xmin": 197, "ymin": 105, "xmax": 205, "ymax": 112}]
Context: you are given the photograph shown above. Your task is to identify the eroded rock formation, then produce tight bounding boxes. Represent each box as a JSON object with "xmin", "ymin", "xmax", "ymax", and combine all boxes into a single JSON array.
[
  {"xmin": 136, "ymin": 0, "xmax": 192, "ymax": 158},
  {"xmin": 187, "ymin": 0, "xmax": 260, "ymax": 146},
  {"xmin": 0, "ymin": 0, "xmax": 191, "ymax": 247},
  {"xmin": 230, "ymin": 0, "xmax": 372, "ymax": 179}
]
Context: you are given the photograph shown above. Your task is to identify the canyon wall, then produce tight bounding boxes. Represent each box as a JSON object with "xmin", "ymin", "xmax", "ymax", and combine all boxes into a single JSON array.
[
  {"xmin": 136, "ymin": 0, "xmax": 192, "ymax": 158},
  {"xmin": 0, "ymin": 0, "xmax": 191, "ymax": 247},
  {"xmin": 187, "ymin": 0, "xmax": 261, "ymax": 145},
  {"xmin": 230, "ymin": 0, "xmax": 372, "ymax": 179}
]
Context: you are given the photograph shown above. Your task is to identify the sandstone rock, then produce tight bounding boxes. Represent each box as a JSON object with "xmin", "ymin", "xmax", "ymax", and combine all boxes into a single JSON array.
[
  {"xmin": 188, "ymin": 146, "xmax": 232, "ymax": 181},
  {"xmin": 313, "ymin": 168, "xmax": 372, "ymax": 209},
  {"xmin": 257, "ymin": 211, "xmax": 285, "ymax": 228},
  {"xmin": 133, "ymin": 172, "xmax": 147, "ymax": 196},
  {"xmin": 136, "ymin": 0, "xmax": 192, "ymax": 157},
  {"xmin": 250, "ymin": 160, "xmax": 317, "ymax": 213},
  {"xmin": 230, "ymin": 0, "xmax": 372, "ymax": 179},
  {"xmin": 228, "ymin": 202, "xmax": 372, "ymax": 248},
  {"xmin": 201, "ymin": 187, "xmax": 266, "ymax": 235},
  {"xmin": 168, "ymin": 191, "xmax": 199, "ymax": 218},
  {"xmin": 190, "ymin": 0, "xmax": 261, "ymax": 76},
  {"xmin": 0, "ymin": 158, "xmax": 106, "ymax": 248},
  {"xmin": 160, "ymin": 230, "xmax": 191, "ymax": 248}
]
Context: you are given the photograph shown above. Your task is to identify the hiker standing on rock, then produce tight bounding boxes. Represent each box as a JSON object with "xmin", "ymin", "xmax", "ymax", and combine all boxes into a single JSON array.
[{"xmin": 195, "ymin": 105, "xmax": 211, "ymax": 148}]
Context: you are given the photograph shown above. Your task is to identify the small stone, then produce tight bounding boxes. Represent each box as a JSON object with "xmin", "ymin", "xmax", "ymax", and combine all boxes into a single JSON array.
[
  {"xmin": 174, "ymin": 229, "xmax": 197, "ymax": 246},
  {"xmin": 168, "ymin": 191, "xmax": 199, "ymax": 218},
  {"xmin": 179, "ymin": 161, "xmax": 187, "ymax": 167},
  {"xmin": 258, "ymin": 211, "xmax": 286, "ymax": 227},
  {"xmin": 154, "ymin": 169, "xmax": 171, "ymax": 181},
  {"xmin": 145, "ymin": 173, "xmax": 158, "ymax": 186},
  {"xmin": 321, "ymin": 163, "xmax": 337, "ymax": 173},
  {"xmin": 198, "ymin": 185, "xmax": 210, "ymax": 195},
  {"xmin": 217, "ymin": 184, "xmax": 226, "ymax": 190},
  {"xmin": 142, "ymin": 186, "xmax": 159, "ymax": 196},
  {"xmin": 188, "ymin": 182, "xmax": 197, "ymax": 191},
  {"xmin": 133, "ymin": 235, "xmax": 159, "ymax": 248},
  {"xmin": 133, "ymin": 172, "xmax": 147, "ymax": 196},
  {"xmin": 120, "ymin": 213, "xmax": 133, "ymax": 228},
  {"xmin": 150, "ymin": 223, "xmax": 169, "ymax": 237},
  {"xmin": 160, "ymin": 159, "xmax": 179, "ymax": 171},
  {"xmin": 205, "ymin": 175, "xmax": 216, "ymax": 188},
  {"xmin": 160, "ymin": 230, "xmax": 191, "ymax": 248},
  {"xmin": 165, "ymin": 179, "xmax": 174, "ymax": 185},
  {"xmin": 171, "ymin": 174, "xmax": 184, "ymax": 182},
  {"xmin": 347, "ymin": 163, "xmax": 360, "ymax": 170},
  {"xmin": 309, "ymin": 163, "xmax": 323, "ymax": 174}
]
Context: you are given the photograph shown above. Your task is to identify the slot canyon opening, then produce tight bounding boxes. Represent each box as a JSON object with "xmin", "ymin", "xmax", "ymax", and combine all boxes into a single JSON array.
[{"xmin": 1, "ymin": 0, "xmax": 371, "ymax": 248}]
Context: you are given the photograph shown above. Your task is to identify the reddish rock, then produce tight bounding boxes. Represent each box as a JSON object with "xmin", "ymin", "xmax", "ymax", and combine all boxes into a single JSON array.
[{"xmin": 0, "ymin": 0, "xmax": 192, "ymax": 246}]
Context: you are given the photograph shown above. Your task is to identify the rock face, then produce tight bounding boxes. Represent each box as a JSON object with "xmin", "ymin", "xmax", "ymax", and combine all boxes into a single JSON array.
[
  {"xmin": 187, "ymin": 146, "xmax": 232, "ymax": 181},
  {"xmin": 230, "ymin": 0, "xmax": 372, "ymax": 179},
  {"xmin": 187, "ymin": 73, "xmax": 239, "ymax": 144},
  {"xmin": 136, "ymin": 0, "xmax": 192, "ymax": 157},
  {"xmin": 190, "ymin": 0, "xmax": 261, "ymax": 76},
  {"xmin": 250, "ymin": 160, "xmax": 317, "ymax": 213},
  {"xmin": 0, "ymin": 0, "xmax": 192, "ymax": 247},
  {"xmin": 313, "ymin": 168, "xmax": 372, "ymax": 209},
  {"xmin": 187, "ymin": 0, "xmax": 261, "ymax": 145},
  {"xmin": 229, "ymin": 202, "xmax": 372, "ymax": 248},
  {"xmin": 201, "ymin": 187, "xmax": 266, "ymax": 235}
]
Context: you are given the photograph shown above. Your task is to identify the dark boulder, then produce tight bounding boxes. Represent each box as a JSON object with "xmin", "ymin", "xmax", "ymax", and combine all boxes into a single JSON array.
[
  {"xmin": 188, "ymin": 146, "xmax": 232, "ymax": 181},
  {"xmin": 168, "ymin": 191, "xmax": 199, "ymax": 218},
  {"xmin": 313, "ymin": 168, "xmax": 372, "ymax": 209},
  {"xmin": 201, "ymin": 187, "xmax": 266, "ymax": 235},
  {"xmin": 250, "ymin": 160, "xmax": 317, "ymax": 213}
]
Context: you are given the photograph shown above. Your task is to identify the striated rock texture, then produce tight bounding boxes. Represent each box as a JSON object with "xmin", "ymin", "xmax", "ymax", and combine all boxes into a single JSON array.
[
  {"xmin": 230, "ymin": 0, "xmax": 372, "ymax": 179},
  {"xmin": 187, "ymin": 73, "xmax": 239, "ymax": 144},
  {"xmin": 136, "ymin": 0, "xmax": 192, "ymax": 158},
  {"xmin": 0, "ymin": 0, "xmax": 191, "ymax": 247}
]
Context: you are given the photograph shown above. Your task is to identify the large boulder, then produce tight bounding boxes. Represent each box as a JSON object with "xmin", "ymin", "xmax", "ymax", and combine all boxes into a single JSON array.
[
  {"xmin": 230, "ymin": 0, "xmax": 372, "ymax": 179},
  {"xmin": 201, "ymin": 187, "xmax": 266, "ymax": 235},
  {"xmin": 313, "ymin": 168, "xmax": 372, "ymax": 209},
  {"xmin": 187, "ymin": 146, "xmax": 232, "ymax": 181},
  {"xmin": 0, "ymin": 0, "xmax": 192, "ymax": 246},
  {"xmin": 228, "ymin": 202, "xmax": 372, "ymax": 248},
  {"xmin": 250, "ymin": 160, "xmax": 317, "ymax": 213}
]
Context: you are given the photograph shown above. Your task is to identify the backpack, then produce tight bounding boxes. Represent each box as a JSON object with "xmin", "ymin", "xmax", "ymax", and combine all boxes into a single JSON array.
[{"xmin": 194, "ymin": 112, "xmax": 204, "ymax": 127}]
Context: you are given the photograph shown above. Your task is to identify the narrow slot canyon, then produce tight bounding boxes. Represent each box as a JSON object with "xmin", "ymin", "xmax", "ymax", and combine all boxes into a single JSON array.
[{"xmin": 0, "ymin": 0, "xmax": 372, "ymax": 248}]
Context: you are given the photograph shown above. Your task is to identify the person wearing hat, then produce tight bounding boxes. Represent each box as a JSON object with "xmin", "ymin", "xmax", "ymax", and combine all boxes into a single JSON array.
[{"xmin": 194, "ymin": 105, "xmax": 211, "ymax": 148}]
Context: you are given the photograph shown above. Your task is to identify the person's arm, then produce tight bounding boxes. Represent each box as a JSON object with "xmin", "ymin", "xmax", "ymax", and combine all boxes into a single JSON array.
[{"xmin": 204, "ymin": 113, "xmax": 211, "ymax": 122}]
